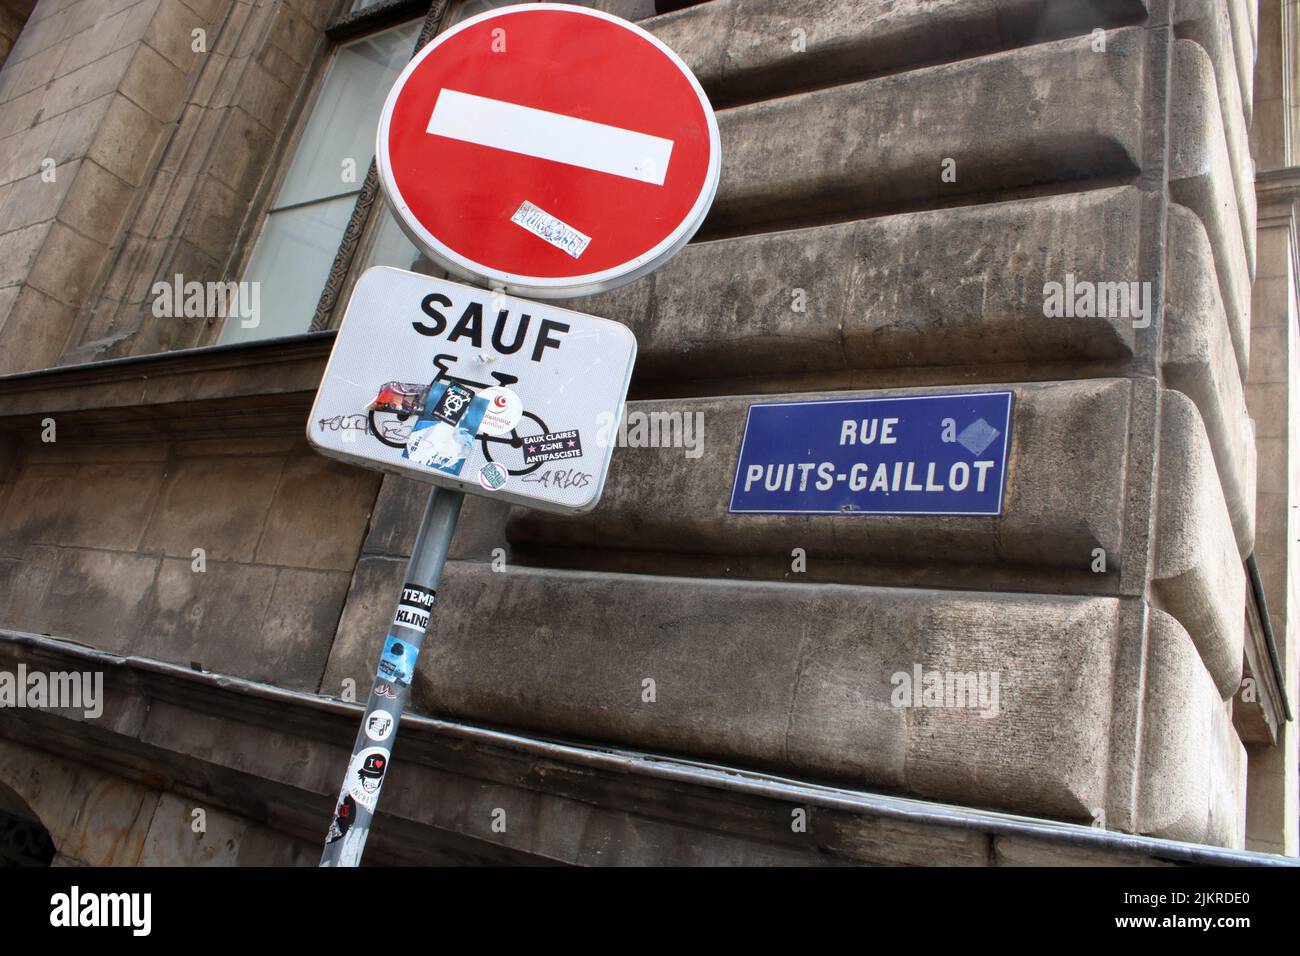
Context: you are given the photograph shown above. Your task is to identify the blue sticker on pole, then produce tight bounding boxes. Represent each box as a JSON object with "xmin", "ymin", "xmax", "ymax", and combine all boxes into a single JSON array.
[
  {"xmin": 729, "ymin": 391, "xmax": 1014, "ymax": 516},
  {"xmin": 377, "ymin": 635, "xmax": 418, "ymax": 686}
]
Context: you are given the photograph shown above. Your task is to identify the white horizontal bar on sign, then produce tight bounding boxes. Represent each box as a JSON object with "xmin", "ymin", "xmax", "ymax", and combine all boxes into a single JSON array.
[{"xmin": 426, "ymin": 88, "xmax": 673, "ymax": 186}]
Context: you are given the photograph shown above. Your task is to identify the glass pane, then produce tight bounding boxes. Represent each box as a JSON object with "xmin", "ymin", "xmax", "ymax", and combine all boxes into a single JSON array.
[
  {"xmin": 222, "ymin": 196, "xmax": 358, "ymax": 344},
  {"xmin": 363, "ymin": 200, "xmax": 424, "ymax": 272},
  {"xmin": 350, "ymin": 0, "xmax": 387, "ymax": 12},
  {"xmin": 447, "ymin": 0, "xmax": 533, "ymax": 27},
  {"xmin": 275, "ymin": 20, "xmax": 422, "ymax": 209}
]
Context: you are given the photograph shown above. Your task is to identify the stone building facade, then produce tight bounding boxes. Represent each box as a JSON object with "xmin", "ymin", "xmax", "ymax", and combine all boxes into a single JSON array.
[{"xmin": 0, "ymin": 0, "xmax": 1297, "ymax": 865}]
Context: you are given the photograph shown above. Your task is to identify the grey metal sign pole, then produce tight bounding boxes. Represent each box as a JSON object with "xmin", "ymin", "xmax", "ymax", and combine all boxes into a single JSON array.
[{"xmin": 320, "ymin": 485, "xmax": 463, "ymax": 867}]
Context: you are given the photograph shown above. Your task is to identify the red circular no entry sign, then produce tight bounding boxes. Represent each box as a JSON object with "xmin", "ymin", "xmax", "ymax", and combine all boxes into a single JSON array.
[{"xmin": 376, "ymin": 3, "xmax": 720, "ymax": 298}]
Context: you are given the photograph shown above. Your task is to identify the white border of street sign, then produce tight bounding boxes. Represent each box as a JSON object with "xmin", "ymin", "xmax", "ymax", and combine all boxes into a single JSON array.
[{"xmin": 375, "ymin": 3, "xmax": 722, "ymax": 300}]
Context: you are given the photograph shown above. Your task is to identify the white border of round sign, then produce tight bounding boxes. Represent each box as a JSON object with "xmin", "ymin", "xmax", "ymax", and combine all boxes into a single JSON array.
[{"xmin": 375, "ymin": 3, "xmax": 721, "ymax": 299}]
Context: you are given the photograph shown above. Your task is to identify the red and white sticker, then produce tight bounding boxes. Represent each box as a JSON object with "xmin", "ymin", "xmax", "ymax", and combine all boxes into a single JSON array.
[{"xmin": 478, "ymin": 386, "xmax": 524, "ymax": 436}]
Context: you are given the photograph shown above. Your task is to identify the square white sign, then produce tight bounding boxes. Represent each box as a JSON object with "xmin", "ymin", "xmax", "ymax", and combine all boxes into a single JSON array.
[{"xmin": 308, "ymin": 267, "xmax": 637, "ymax": 514}]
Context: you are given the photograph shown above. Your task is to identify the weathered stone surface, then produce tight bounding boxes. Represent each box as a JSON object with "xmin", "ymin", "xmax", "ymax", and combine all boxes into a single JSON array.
[
  {"xmin": 136, "ymin": 697, "xmax": 343, "ymax": 802},
  {"xmin": 22, "ymin": 548, "xmax": 158, "ymax": 654},
  {"xmin": 254, "ymin": 450, "xmax": 380, "ymax": 572},
  {"xmin": 3, "ymin": 627, "xmax": 1274, "ymax": 864},
  {"xmin": 508, "ymin": 380, "xmax": 1129, "ymax": 583},
  {"xmin": 140, "ymin": 456, "xmax": 282, "ymax": 562},
  {"xmin": 1174, "ymin": 0, "xmax": 1258, "ymax": 275},
  {"xmin": 0, "ymin": 286, "xmax": 77, "ymax": 375},
  {"xmin": 1151, "ymin": 390, "xmax": 1246, "ymax": 698},
  {"xmin": 139, "ymin": 792, "xmax": 243, "ymax": 866},
  {"xmin": 252, "ymin": 568, "xmax": 351, "ymax": 692},
  {"xmin": 412, "ymin": 562, "xmax": 1122, "ymax": 824},
  {"xmin": 83, "ymin": 92, "xmax": 163, "ymax": 191},
  {"xmin": 58, "ymin": 158, "xmax": 137, "ymax": 247},
  {"xmin": 138, "ymin": 556, "xmax": 277, "ymax": 669},
  {"xmin": 361, "ymin": 474, "xmax": 428, "ymax": 558},
  {"xmin": 0, "ymin": 545, "xmax": 58, "ymax": 633},
  {"xmin": 706, "ymin": 29, "xmax": 1145, "ymax": 235},
  {"xmin": 235, "ymin": 824, "xmax": 319, "ymax": 867},
  {"xmin": 1137, "ymin": 608, "xmax": 1246, "ymax": 847},
  {"xmin": 1169, "ymin": 39, "xmax": 1252, "ymax": 379},
  {"xmin": 2, "ymin": 726, "xmax": 299, "ymax": 868},
  {"xmin": 62, "ymin": 776, "xmax": 159, "ymax": 866},
  {"xmin": 646, "ymin": 0, "xmax": 1149, "ymax": 106},
  {"xmin": 1225, "ymin": 0, "xmax": 1255, "ymax": 125},
  {"xmin": 319, "ymin": 554, "xmax": 404, "ymax": 698},
  {"xmin": 1163, "ymin": 204, "xmax": 1256, "ymax": 555},
  {"xmin": 578, "ymin": 187, "xmax": 1141, "ymax": 382},
  {"xmin": 0, "ymin": 737, "xmax": 92, "ymax": 859},
  {"xmin": 993, "ymin": 836, "xmax": 1174, "ymax": 866},
  {"xmin": 0, "ymin": 458, "xmax": 163, "ymax": 555}
]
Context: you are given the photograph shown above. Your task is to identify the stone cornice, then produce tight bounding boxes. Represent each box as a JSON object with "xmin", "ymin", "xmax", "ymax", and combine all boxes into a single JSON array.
[
  {"xmin": 1256, "ymin": 165, "xmax": 1300, "ymax": 214},
  {"xmin": 1, "ymin": 628, "xmax": 1295, "ymax": 867},
  {"xmin": 0, "ymin": 332, "xmax": 334, "ymax": 430}
]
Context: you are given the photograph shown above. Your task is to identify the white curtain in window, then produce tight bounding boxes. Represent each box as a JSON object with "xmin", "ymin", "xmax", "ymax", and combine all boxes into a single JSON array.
[{"xmin": 223, "ymin": 19, "xmax": 422, "ymax": 344}]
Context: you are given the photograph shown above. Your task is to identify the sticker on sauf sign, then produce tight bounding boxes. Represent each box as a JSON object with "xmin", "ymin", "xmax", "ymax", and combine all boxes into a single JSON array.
[
  {"xmin": 403, "ymin": 381, "xmax": 488, "ymax": 476},
  {"xmin": 523, "ymin": 430, "xmax": 583, "ymax": 465},
  {"xmin": 729, "ymin": 391, "xmax": 1013, "ymax": 516}
]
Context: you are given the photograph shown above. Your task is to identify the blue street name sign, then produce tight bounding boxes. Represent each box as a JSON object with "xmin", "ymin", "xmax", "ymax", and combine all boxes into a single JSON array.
[{"xmin": 729, "ymin": 391, "xmax": 1014, "ymax": 516}]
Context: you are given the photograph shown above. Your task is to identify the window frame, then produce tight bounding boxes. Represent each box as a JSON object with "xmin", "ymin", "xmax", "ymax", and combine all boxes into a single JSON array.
[{"xmin": 206, "ymin": 0, "xmax": 452, "ymax": 347}]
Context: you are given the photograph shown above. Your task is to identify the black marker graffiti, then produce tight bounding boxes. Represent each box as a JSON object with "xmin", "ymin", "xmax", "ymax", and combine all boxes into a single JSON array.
[
  {"xmin": 521, "ymin": 468, "xmax": 592, "ymax": 490},
  {"xmin": 318, "ymin": 414, "xmax": 370, "ymax": 433}
]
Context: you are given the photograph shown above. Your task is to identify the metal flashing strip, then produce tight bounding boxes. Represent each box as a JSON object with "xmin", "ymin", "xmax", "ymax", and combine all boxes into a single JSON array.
[{"xmin": 2, "ymin": 628, "xmax": 1295, "ymax": 867}]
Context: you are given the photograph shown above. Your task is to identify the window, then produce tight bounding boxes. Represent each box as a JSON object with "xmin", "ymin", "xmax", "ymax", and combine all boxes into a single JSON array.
[
  {"xmin": 221, "ymin": 0, "xmax": 530, "ymax": 345},
  {"xmin": 222, "ymin": 19, "xmax": 422, "ymax": 344},
  {"xmin": 356, "ymin": 0, "xmax": 526, "ymax": 275}
]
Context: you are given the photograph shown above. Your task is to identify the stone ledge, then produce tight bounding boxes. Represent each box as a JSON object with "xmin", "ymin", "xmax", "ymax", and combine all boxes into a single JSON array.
[
  {"xmin": 646, "ymin": 0, "xmax": 1150, "ymax": 108},
  {"xmin": 706, "ymin": 28, "xmax": 1146, "ymax": 236},
  {"xmin": 1, "ymin": 629, "xmax": 1288, "ymax": 865},
  {"xmin": 1163, "ymin": 203, "xmax": 1256, "ymax": 555},
  {"xmin": 506, "ymin": 380, "xmax": 1130, "ymax": 586},
  {"xmin": 575, "ymin": 187, "xmax": 1142, "ymax": 385},
  {"xmin": 1174, "ymin": 0, "xmax": 1259, "ymax": 276},
  {"xmin": 1169, "ymin": 39, "xmax": 1253, "ymax": 379},
  {"xmin": 1152, "ymin": 389, "xmax": 1246, "ymax": 699},
  {"xmin": 0, "ymin": 331, "xmax": 332, "ymax": 423}
]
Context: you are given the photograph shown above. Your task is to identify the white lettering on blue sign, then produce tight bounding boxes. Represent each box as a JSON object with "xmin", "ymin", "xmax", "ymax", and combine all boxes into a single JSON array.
[{"xmin": 728, "ymin": 392, "xmax": 1013, "ymax": 515}]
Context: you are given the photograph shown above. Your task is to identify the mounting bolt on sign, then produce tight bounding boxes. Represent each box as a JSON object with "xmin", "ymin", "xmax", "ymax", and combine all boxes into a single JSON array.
[{"xmin": 314, "ymin": 3, "xmax": 720, "ymax": 866}]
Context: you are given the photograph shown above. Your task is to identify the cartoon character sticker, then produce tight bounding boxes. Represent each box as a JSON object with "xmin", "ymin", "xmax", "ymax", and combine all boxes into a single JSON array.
[{"xmin": 347, "ymin": 747, "xmax": 391, "ymax": 812}]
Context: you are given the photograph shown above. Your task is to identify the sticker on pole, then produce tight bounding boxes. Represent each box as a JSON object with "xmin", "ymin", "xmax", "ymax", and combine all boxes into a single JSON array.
[
  {"xmin": 729, "ymin": 392, "xmax": 1014, "ymax": 516},
  {"xmin": 308, "ymin": 267, "xmax": 637, "ymax": 514},
  {"xmin": 376, "ymin": 3, "xmax": 721, "ymax": 298}
]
